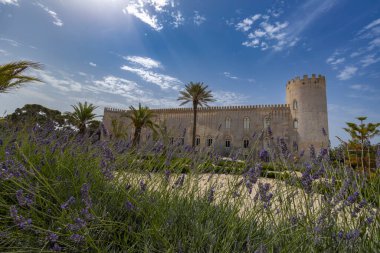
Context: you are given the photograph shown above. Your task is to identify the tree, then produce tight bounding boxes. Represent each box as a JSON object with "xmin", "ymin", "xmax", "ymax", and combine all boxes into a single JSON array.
[
  {"xmin": 123, "ymin": 103, "xmax": 158, "ymax": 147},
  {"xmin": 6, "ymin": 104, "xmax": 66, "ymax": 127},
  {"xmin": 177, "ymin": 82, "xmax": 215, "ymax": 147},
  {"xmin": 67, "ymin": 102, "xmax": 98, "ymax": 134},
  {"xmin": 343, "ymin": 116, "xmax": 380, "ymax": 170},
  {"xmin": 0, "ymin": 61, "xmax": 43, "ymax": 93}
]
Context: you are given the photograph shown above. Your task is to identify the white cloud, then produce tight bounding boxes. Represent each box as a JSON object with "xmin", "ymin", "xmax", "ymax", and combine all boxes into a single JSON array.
[
  {"xmin": 121, "ymin": 65, "xmax": 181, "ymax": 90},
  {"xmin": 171, "ymin": 10, "xmax": 184, "ymax": 28},
  {"xmin": 358, "ymin": 18, "xmax": 380, "ymax": 35},
  {"xmin": 0, "ymin": 0, "xmax": 18, "ymax": 5},
  {"xmin": 0, "ymin": 49, "xmax": 8, "ymax": 55},
  {"xmin": 35, "ymin": 70, "xmax": 82, "ymax": 92},
  {"xmin": 212, "ymin": 91, "xmax": 249, "ymax": 106},
  {"xmin": 360, "ymin": 54, "xmax": 380, "ymax": 67},
  {"xmin": 237, "ymin": 0, "xmax": 337, "ymax": 52},
  {"xmin": 326, "ymin": 51, "xmax": 346, "ymax": 69},
  {"xmin": 242, "ymin": 18, "xmax": 294, "ymax": 51},
  {"xmin": 90, "ymin": 76, "xmax": 144, "ymax": 99},
  {"xmin": 337, "ymin": 66, "xmax": 357, "ymax": 80},
  {"xmin": 0, "ymin": 37, "xmax": 21, "ymax": 47},
  {"xmin": 223, "ymin": 72, "xmax": 238, "ymax": 80},
  {"xmin": 89, "ymin": 62, "xmax": 97, "ymax": 67},
  {"xmin": 123, "ymin": 1, "xmax": 163, "ymax": 31},
  {"xmin": 349, "ymin": 84, "xmax": 373, "ymax": 92},
  {"xmin": 193, "ymin": 11, "xmax": 206, "ymax": 26},
  {"xmin": 124, "ymin": 56, "xmax": 162, "ymax": 69},
  {"xmin": 35, "ymin": 2, "xmax": 63, "ymax": 27},
  {"xmin": 235, "ymin": 14, "xmax": 261, "ymax": 32}
]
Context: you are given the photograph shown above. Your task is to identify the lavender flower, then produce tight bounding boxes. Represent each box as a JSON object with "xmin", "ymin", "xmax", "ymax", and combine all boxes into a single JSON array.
[
  {"xmin": 255, "ymin": 182, "xmax": 273, "ymax": 209},
  {"xmin": 51, "ymin": 243, "xmax": 62, "ymax": 252},
  {"xmin": 309, "ymin": 145, "xmax": 316, "ymax": 159},
  {"xmin": 16, "ymin": 189, "xmax": 34, "ymax": 207},
  {"xmin": 345, "ymin": 229, "xmax": 360, "ymax": 241},
  {"xmin": 125, "ymin": 183, "xmax": 132, "ymax": 191},
  {"xmin": 69, "ymin": 234, "xmax": 84, "ymax": 244},
  {"xmin": 125, "ymin": 201, "xmax": 135, "ymax": 211},
  {"xmin": 47, "ymin": 232, "xmax": 59, "ymax": 243},
  {"xmin": 81, "ymin": 208, "xmax": 95, "ymax": 221},
  {"xmin": 10, "ymin": 205, "xmax": 32, "ymax": 229},
  {"xmin": 61, "ymin": 196, "xmax": 75, "ymax": 210},
  {"xmin": 259, "ymin": 149, "xmax": 269, "ymax": 162},
  {"xmin": 345, "ymin": 191, "xmax": 359, "ymax": 206},
  {"xmin": 140, "ymin": 180, "xmax": 147, "ymax": 192},
  {"xmin": 208, "ymin": 186, "xmax": 215, "ymax": 203},
  {"xmin": 244, "ymin": 166, "xmax": 261, "ymax": 194},
  {"xmin": 80, "ymin": 183, "xmax": 92, "ymax": 208}
]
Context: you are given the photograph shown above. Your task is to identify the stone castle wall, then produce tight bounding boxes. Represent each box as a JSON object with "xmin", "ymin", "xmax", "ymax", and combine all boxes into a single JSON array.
[{"xmin": 102, "ymin": 74, "xmax": 329, "ymax": 156}]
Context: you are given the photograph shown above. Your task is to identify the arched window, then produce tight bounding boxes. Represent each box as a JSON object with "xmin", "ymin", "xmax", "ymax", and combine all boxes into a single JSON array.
[
  {"xmin": 243, "ymin": 139, "xmax": 249, "ymax": 148},
  {"xmin": 225, "ymin": 136, "xmax": 231, "ymax": 148},
  {"xmin": 225, "ymin": 117, "xmax": 231, "ymax": 129},
  {"xmin": 195, "ymin": 136, "xmax": 200, "ymax": 146},
  {"xmin": 243, "ymin": 117, "xmax": 250, "ymax": 129},
  {"xmin": 293, "ymin": 119, "xmax": 298, "ymax": 129},
  {"xmin": 293, "ymin": 100, "xmax": 298, "ymax": 110}
]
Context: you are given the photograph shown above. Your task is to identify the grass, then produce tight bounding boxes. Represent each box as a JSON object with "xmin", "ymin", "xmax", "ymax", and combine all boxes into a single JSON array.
[{"xmin": 0, "ymin": 123, "xmax": 379, "ymax": 252}]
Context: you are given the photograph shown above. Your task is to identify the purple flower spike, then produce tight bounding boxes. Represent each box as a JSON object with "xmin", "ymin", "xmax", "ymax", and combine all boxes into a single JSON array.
[
  {"xmin": 69, "ymin": 234, "xmax": 84, "ymax": 244},
  {"xmin": 61, "ymin": 196, "xmax": 75, "ymax": 210},
  {"xmin": 51, "ymin": 243, "xmax": 62, "ymax": 252},
  {"xmin": 47, "ymin": 232, "xmax": 59, "ymax": 243},
  {"xmin": 125, "ymin": 201, "xmax": 135, "ymax": 211},
  {"xmin": 208, "ymin": 187, "xmax": 215, "ymax": 203}
]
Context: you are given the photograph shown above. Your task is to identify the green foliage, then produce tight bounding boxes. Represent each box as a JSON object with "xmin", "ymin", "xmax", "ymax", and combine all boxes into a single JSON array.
[
  {"xmin": 0, "ymin": 61, "xmax": 43, "ymax": 93},
  {"xmin": 343, "ymin": 116, "xmax": 380, "ymax": 144},
  {"xmin": 5, "ymin": 104, "xmax": 66, "ymax": 126},
  {"xmin": 0, "ymin": 126, "xmax": 379, "ymax": 252}
]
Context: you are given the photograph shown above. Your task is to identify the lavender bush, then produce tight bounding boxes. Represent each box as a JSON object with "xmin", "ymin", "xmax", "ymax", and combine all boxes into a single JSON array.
[{"xmin": 0, "ymin": 122, "xmax": 379, "ymax": 252}]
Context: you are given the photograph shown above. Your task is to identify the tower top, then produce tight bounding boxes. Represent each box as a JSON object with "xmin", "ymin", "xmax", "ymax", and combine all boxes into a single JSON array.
[{"xmin": 286, "ymin": 74, "xmax": 325, "ymax": 88}]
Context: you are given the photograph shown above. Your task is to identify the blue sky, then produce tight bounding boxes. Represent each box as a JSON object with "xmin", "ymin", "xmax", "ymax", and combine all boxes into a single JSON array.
[{"xmin": 0, "ymin": 0, "xmax": 379, "ymax": 146}]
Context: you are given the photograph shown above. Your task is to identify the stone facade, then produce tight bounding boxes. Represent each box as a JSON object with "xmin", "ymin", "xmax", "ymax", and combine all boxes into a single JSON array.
[{"xmin": 103, "ymin": 74, "xmax": 329, "ymax": 155}]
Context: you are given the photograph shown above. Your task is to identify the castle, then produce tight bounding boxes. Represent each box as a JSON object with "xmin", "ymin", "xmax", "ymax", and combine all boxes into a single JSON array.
[{"xmin": 103, "ymin": 74, "xmax": 329, "ymax": 155}]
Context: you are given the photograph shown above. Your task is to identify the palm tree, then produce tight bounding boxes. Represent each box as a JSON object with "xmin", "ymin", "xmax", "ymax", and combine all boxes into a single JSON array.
[
  {"xmin": 67, "ymin": 102, "xmax": 98, "ymax": 134},
  {"xmin": 123, "ymin": 103, "xmax": 158, "ymax": 146},
  {"xmin": 177, "ymin": 82, "xmax": 215, "ymax": 147},
  {"xmin": 0, "ymin": 61, "xmax": 43, "ymax": 93}
]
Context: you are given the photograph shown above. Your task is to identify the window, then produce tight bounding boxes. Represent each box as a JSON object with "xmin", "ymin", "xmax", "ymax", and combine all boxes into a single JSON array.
[
  {"xmin": 225, "ymin": 139, "xmax": 231, "ymax": 148},
  {"xmin": 207, "ymin": 138, "xmax": 213, "ymax": 147},
  {"xmin": 293, "ymin": 119, "xmax": 298, "ymax": 129},
  {"xmin": 196, "ymin": 136, "xmax": 200, "ymax": 146},
  {"xmin": 225, "ymin": 117, "xmax": 231, "ymax": 129},
  {"xmin": 243, "ymin": 117, "xmax": 250, "ymax": 129},
  {"xmin": 293, "ymin": 100, "xmax": 298, "ymax": 110},
  {"xmin": 170, "ymin": 137, "xmax": 174, "ymax": 145},
  {"xmin": 243, "ymin": 139, "xmax": 249, "ymax": 148}
]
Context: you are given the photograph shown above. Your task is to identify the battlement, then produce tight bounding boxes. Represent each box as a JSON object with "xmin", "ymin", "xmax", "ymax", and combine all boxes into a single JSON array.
[
  {"xmin": 104, "ymin": 104, "xmax": 290, "ymax": 114},
  {"xmin": 286, "ymin": 74, "xmax": 325, "ymax": 88}
]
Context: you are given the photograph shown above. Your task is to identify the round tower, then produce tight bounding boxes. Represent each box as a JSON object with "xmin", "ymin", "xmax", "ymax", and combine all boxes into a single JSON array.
[{"xmin": 286, "ymin": 74, "xmax": 329, "ymax": 154}]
